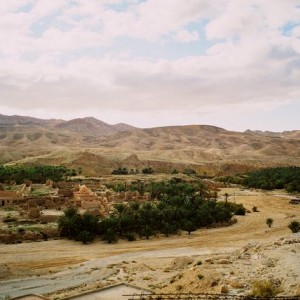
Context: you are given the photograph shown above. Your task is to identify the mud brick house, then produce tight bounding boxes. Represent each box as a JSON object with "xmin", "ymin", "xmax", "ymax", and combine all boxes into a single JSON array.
[{"xmin": 0, "ymin": 190, "xmax": 19, "ymax": 206}]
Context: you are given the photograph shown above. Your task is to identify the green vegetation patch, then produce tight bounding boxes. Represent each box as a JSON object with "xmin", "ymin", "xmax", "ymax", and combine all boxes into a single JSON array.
[
  {"xmin": 58, "ymin": 180, "xmax": 246, "ymax": 244},
  {"xmin": 0, "ymin": 165, "xmax": 77, "ymax": 184},
  {"xmin": 216, "ymin": 166, "xmax": 300, "ymax": 193},
  {"xmin": 243, "ymin": 166, "xmax": 300, "ymax": 192}
]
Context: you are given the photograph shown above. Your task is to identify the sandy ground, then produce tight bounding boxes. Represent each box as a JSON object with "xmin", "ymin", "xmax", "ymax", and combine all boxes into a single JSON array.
[{"xmin": 0, "ymin": 188, "xmax": 299, "ymax": 298}]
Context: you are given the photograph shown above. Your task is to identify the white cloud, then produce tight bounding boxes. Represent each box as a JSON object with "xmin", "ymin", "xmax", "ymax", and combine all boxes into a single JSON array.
[
  {"xmin": 174, "ymin": 29, "xmax": 199, "ymax": 43},
  {"xmin": 0, "ymin": 0, "xmax": 299, "ymax": 130},
  {"xmin": 292, "ymin": 25, "xmax": 300, "ymax": 38}
]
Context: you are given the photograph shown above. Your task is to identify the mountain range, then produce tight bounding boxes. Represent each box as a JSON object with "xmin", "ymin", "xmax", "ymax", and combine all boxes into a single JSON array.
[{"xmin": 0, "ymin": 114, "xmax": 299, "ymax": 176}]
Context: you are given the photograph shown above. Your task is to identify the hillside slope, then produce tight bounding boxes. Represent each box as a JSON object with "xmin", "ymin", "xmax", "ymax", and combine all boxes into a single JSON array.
[{"xmin": 0, "ymin": 115, "xmax": 299, "ymax": 175}]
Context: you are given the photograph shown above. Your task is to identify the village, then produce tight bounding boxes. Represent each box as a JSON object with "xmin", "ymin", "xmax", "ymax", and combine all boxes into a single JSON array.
[{"xmin": 0, "ymin": 178, "xmax": 154, "ymax": 244}]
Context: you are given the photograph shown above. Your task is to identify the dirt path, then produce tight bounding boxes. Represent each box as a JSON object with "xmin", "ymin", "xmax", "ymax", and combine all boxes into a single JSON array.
[{"xmin": 0, "ymin": 188, "xmax": 299, "ymax": 298}]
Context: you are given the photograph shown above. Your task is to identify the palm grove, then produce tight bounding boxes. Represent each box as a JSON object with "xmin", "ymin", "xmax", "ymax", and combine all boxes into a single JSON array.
[{"xmin": 58, "ymin": 179, "xmax": 246, "ymax": 244}]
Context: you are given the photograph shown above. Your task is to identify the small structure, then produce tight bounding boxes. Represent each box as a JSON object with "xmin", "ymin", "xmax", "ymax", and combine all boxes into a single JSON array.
[
  {"xmin": 73, "ymin": 184, "xmax": 99, "ymax": 207},
  {"xmin": 73, "ymin": 185, "xmax": 110, "ymax": 215},
  {"xmin": 0, "ymin": 190, "xmax": 19, "ymax": 206}
]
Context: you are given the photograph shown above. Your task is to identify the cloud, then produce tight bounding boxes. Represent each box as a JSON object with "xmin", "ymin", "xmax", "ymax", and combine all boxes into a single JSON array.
[
  {"xmin": 174, "ymin": 29, "xmax": 199, "ymax": 43},
  {"xmin": 292, "ymin": 25, "xmax": 300, "ymax": 38},
  {"xmin": 0, "ymin": 0, "xmax": 299, "ymax": 130}
]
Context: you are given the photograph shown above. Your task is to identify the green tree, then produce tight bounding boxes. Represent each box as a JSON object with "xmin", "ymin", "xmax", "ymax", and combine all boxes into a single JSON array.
[
  {"xmin": 214, "ymin": 205, "xmax": 232, "ymax": 225},
  {"xmin": 103, "ymin": 228, "xmax": 118, "ymax": 243},
  {"xmin": 243, "ymin": 166, "xmax": 300, "ymax": 192},
  {"xmin": 142, "ymin": 167, "xmax": 154, "ymax": 174},
  {"xmin": 138, "ymin": 202, "xmax": 160, "ymax": 234},
  {"xmin": 99, "ymin": 217, "xmax": 119, "ymax": 243},
  {"xmin": 77, "ymin": 230, "xmax": 94, "ymax": 244},
  {"xmin": 81, "ymin": 212, "xmax": 99, "ymax": 234},
  {"xmin": 140, "ymin": 225, "xmax": 154, "ymax": 240},
  {"xmin": 224, "ymin": 193, "xmax": 229, "ymax": 204},
  {"xmin": 58, "ymin": 207, "xmax": 82, "ymax": 239},
  {"xmin": 182, "ymin": 220, "xmax": 197, "ymax": 234},
  {"xmin": 112, "ymin": 167, "xmax": 128, "ymax": 175},
  {"xmin": 266, "ymin": 218, "xmax": 273, "ymax": 228}
]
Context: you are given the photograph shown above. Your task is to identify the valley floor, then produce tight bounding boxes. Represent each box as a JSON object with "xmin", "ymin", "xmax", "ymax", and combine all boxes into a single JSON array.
[{"xmin": 0, "ymin": 188, "xmax": 299, "ymax": 298}]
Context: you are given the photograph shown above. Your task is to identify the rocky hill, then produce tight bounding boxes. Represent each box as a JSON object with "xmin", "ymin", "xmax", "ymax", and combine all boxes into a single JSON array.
[{"xmin": 0, "ymin": 114, "xmax": 299, "ymax": 176}]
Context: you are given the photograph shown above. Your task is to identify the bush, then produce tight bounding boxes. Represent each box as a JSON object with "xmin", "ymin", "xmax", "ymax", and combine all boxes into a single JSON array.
[
  {"xmin": 3, "ymin": 216, "xmax": 17, "ymax": 223},
  {"xmin": 113, "ymin": 184, "xmax": 126, "ymax": 192},
  {"xmin": 235, "ymin": 206, "xmax": 246, "ymax": 215},
  {"xmin": 77, "ymin": 230, "xmax": 94, "ymax": 244},
  {"xmin": 252, "ymin": 206, "xmax": 258, "ymax": 212},
  {"xmin": 251, "ymin": 280, "xmax": 281, "ymax": 297},
  {"xmin": 142, "ymin": 167, "xmax": 154, "ymax": 174},
  {"xmin": 112, "ymin": 167, "xmax": 128, "ymax": 175},
  {"xmin": 266, "ymin": 218, "xmax": 273, "ymax": 228},
  {"xmin": 140, "ymin": 226, "xmax": 154, "ymax": 240},
  {"xmin": 183, "ymin": 168, "xmax": 196, "ymax": 176},
  {"xmin": 18, "ymin": 228, "xmax": 25, "ymax": 235},
  {"xmin": 288, "ymin": 220, "xmax": 300, "ymax": 233},
  {"xmin": 103, "ymin": 228, "xmax": 118, "ymax": 243},
  {"xmin": 125, "ymin": 232, "xmax": 136, "ymax": 241},
  {"xmin": 224, "ymin": 202, "xmax": 246, "ymax": 216}
]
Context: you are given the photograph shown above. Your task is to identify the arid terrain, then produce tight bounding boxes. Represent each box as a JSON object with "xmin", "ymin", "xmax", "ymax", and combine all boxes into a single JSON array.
[
  {"xmin": 0, "ymin": 114, "xmax": 299, "ymax": 298},
  {"xmin": 0, "ymin": 114, "xmax": 299, "ymax": 176},
  {"xmin": 0, "ymin": 188, "xmax": 299, "ymax": 298}
]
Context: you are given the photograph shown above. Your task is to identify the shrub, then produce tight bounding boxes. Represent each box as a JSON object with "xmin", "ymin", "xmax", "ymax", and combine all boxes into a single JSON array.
[
  {"xmin": 142, "ymin": 167, "xmax": 154, "ymax": 174},
  {"xmin": 140, "ymin": 226, "xmax": 154, "ymax": 240},
  {"xmin": 225, "ymin": 202, "xmax": 246, "ymax": 215},
  {"xmin": 125, "ymin": 232, "xmax": 136, "ymax": 241},
  {"xmin": 288, "ymin": 220, "xmax": 300, "ymax": 233},
  {"xmin": 112, "ymin": 167, "xmax": 128, "ymax": 175},
  {"xmin": 183, "ymin": 168, "xmax": 196, "ymax": 176},
  {"xmin": 18, "ymin": 228, "xmax": 25, "ymax": 235},
  {"xmin": 77, "ymin": 231, "xmax": 94, "ymax": 244},
  {"xmin": 252, "ymin": 206, "xmax": 258, "ymax": 212},
  {"xmin": 266, "ymin": 218, "xmax": 273, "ymax": 228},
  {"xmin": 3, "ymin": 216, "xmax": 17, "ymax": 223},
  {"xmin": 103, "ymin": 228, "xmax": 118, "ymax": 243},
  {"xmin": 251, "ymin": 280, "xmax": 281, "ymax": 297},
  {"xmin": 235, "ymin": 206, "xmax": 246, "ymax": 215},
  {"xmin": 198, "ymin": 274, "xmax": 204, "ymax": 280},
  {"xmin": 113, "ymin": 184, "xmax": 126, "ymax": 192}
]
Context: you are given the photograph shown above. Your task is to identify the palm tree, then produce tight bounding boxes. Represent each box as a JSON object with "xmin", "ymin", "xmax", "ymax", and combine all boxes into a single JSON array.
[
  {"xmin": 224, "ymin": 193, "xmax": 229, "ymax": 204},
  {"xmin": 266, "ymin": 218, "xmax": 273, "ymax": 228},
  {"xmin": 81, "ymin": 212, "xmax": 99, "ymax": 234},
  {"xmin": 182, "ymin": 220, "xmax": 197, "ymax": 234},
  {"xmin": 58, "ymin": 207, "xmax": 82, "ymax": 238},
  {"xmin": 112, "ymin": 203, "xmax": 128, "ymax": 219},
  {"xmin": 111, "ymin": 203, "xmax": 135, "ymax": 237},
  {"xmin": 128, "ymin": 201, "xmax": 141, "ymax": 233}
]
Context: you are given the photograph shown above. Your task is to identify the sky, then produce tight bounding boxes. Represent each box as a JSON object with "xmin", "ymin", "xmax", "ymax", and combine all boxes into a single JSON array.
[{"xmin": 0, "ymin": 0, "xmax": 300, "ymax": 132}]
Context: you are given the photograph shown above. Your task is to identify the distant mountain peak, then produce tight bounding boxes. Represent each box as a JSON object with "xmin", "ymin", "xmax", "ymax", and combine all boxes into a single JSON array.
[{"xmin": 0, "ymin": 113, "xmax": 299, "ymax": 173}]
